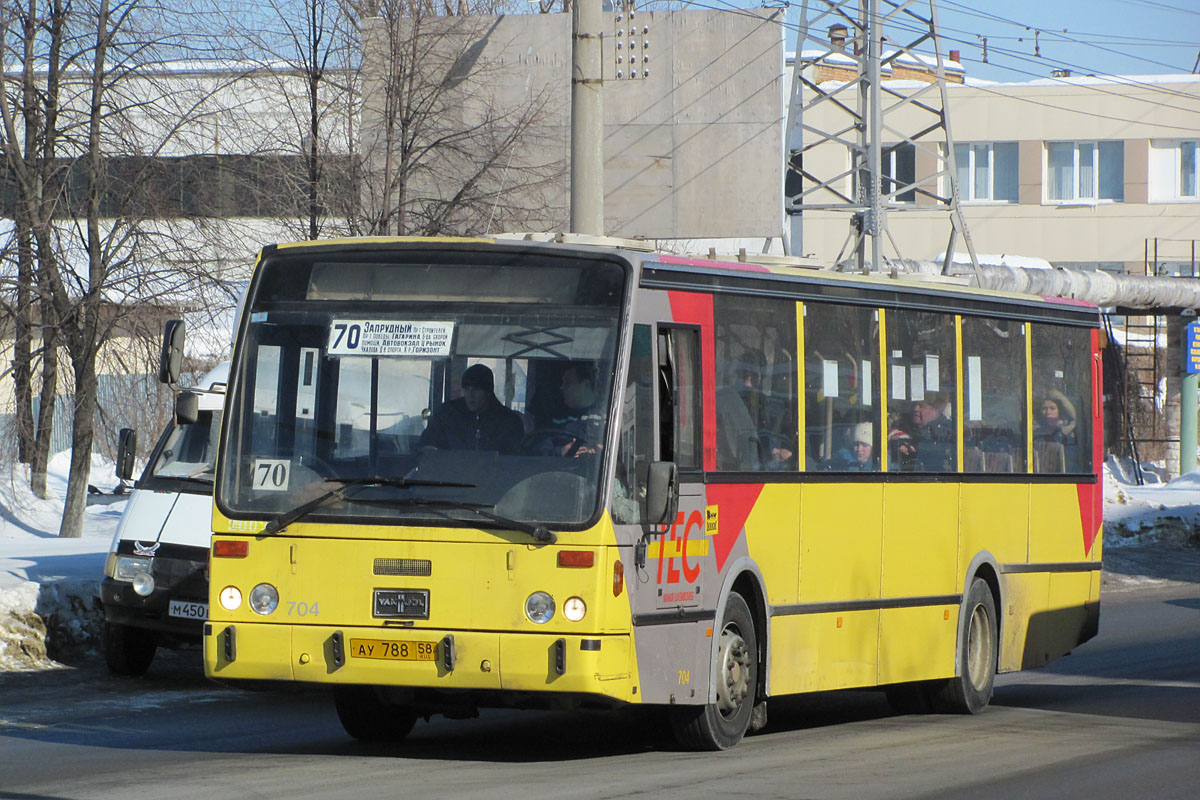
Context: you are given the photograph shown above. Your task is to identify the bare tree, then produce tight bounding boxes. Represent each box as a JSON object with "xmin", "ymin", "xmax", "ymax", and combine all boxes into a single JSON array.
[
  {"xmin": 0, "ymin": 0, "xmax": 247, "ymax": 534},
  {"xmin": 356, "ymin": 0, "xmax": 565, "ymax": 237},
  {"xmin": 0, "ymin": 0, "xmax": 75, "ymax": 498},
  {"xmin": 226, "ymin": 0, "xmax": 361, "ymax": 242}
]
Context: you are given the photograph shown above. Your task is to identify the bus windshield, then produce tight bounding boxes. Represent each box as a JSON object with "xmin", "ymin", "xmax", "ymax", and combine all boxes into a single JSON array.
[{"xmin": 218, "ymin": 248, "xmax": 627, "ymax": 530}]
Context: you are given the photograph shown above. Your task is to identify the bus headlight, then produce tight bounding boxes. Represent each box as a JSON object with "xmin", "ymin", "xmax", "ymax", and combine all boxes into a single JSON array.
[
  {"xmin": 249, "ymin": 583, "xmax": 279, "ymax": 615},
  {"xmin": 525, "ymin": 591, "xmax": 555, "ymax": 624},
  {"xmin": 563, "ymin": 596, "xmax": 586, "ymax": 622}
]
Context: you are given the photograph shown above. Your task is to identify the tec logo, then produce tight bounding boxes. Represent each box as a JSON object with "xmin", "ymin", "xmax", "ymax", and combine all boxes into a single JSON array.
[{"xmin": 655, "ymin": 508, "xmax": 709, "ymax": 585}]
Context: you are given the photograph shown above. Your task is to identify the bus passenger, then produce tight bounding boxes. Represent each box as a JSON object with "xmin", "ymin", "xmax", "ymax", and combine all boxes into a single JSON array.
[
  {"xmin": 891, "ymin": 394, "xmax": 954, "ymax": 472},
  {"xmin": 420, "ymin": 364, "xmax": 524, "ymax": 454},
  {"xmin": 833, "ymin": 422, "xmax": 875, "ymax": 471},
  {"xmin": 1035, "ymin": 390, "xmax": 1077, "ymax": 443}
]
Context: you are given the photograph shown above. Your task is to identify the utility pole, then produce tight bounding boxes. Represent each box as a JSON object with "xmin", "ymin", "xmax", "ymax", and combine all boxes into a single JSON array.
[{"xmin": 570, "ymin": 0, "xmax": 604, "ymax": 235}]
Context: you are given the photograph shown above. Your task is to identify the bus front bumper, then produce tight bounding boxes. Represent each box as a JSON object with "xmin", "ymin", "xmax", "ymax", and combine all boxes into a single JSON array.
[{"xmin": 203, "ymin": 622, "xmax": 637, "ymax": 702}]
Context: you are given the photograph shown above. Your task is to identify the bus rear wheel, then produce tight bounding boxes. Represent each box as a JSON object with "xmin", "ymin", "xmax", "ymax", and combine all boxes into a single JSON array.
[
  {"xmin": 669, "ymin": 591, "xmax": 758, "ymax": 750},
  {"xmin": 334, "ymin": 686, "xmax": 418, "ymax": 742},
  {"xmin": 932, "ymin": 578, "xmax": 997, "ymax": 714}
]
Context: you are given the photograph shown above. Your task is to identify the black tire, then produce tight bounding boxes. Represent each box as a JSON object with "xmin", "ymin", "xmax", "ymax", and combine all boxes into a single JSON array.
[
  {"xmin": 669, "ymin": 592, "xmax": 759, "ymax": 750},
  {"xmin": 334, "ymin": 686, "xmax": 418, "ymax": 742},
  {"xmin": 931, "ymin": 577, "xmax": 998, "ymax": 714},
  {"xmin": 103, "ymin": 622, "xmax": 156, "ymax": 677}
]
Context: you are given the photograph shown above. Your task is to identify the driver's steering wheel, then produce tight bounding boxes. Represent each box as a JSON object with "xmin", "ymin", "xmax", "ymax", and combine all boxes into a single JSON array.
[{"xmin": 522, "ymin": 428, "xmax": 592, "ymax": 458}]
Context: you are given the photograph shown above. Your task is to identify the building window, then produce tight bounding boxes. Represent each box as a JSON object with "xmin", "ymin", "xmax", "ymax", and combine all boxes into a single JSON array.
[
  {"xmin": 882, "ymin": 142, "xmax": 916, "ymax": 203},
  {"xmin": 1181, "ymin": 141, "xmax": 1198, "ymax": 198},
  {"xmin": 1045, "ymin": 141, "xmax": 1123, "ymax": 203},
  {"xmin": 952, "ymin": 142, "xmax": 1018, "ymax": 202},
  {"xmin": 1149, "ymin": 139, "xmax": 1200, "ymax": 202}
]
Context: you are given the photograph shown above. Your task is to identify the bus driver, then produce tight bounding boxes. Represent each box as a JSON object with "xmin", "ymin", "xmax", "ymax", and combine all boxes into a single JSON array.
[{"xmin": 420, "ymin": 364, "xmax": 524, "ymax": 454}]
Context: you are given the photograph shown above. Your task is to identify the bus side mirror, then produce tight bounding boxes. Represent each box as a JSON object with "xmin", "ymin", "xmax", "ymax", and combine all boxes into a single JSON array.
[
  {"xmin": 159, "ymin": 319, "xmax": 186, "ymax": 384},
  {"xmin": 175, "ymin": 391, "xmax": 199, "ymax": 426},
  {"xmin": 645, "ymin": 461, "xmax": 679, "ymax": 526},
  {"xmin": 116, "ymin": 428, "xmax": 137, "ymax": 481}
]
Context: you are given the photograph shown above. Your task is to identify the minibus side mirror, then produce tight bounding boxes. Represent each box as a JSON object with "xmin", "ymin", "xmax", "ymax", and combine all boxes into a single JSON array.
[
  {"xmin": 159, "ymin": 319, "xmax": 186, "ymax": 385},
  {"xmin": 175, "ymin": 391, "xmax": 199, "ymax": 426},
  {"xmin": 645, "ymin": 461, "xmax": 679, "ymax": 526},
  {"xmin": 116, "ymin": 428, "xmax": 137, "ymax": 481}
]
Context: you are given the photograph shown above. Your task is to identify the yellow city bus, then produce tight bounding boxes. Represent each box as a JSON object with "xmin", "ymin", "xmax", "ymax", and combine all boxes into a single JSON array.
[{"xmin": 203, "ymin": 236, "xmax": 1102, "ymax": 750}]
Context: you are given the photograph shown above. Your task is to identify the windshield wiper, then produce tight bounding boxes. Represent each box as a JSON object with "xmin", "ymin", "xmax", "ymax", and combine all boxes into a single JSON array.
[
  {"xmin": 391, "ymin": 497, "xmax": 557, "ymax": 545},
  {"xmin": 261, "ymin": 477, "xmax": 475, "ymax": 535}
]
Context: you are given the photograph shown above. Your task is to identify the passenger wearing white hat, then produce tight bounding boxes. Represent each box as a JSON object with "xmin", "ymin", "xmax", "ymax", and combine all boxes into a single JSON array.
[{"xmin": 832, "ymin": 421, "xmax": 876, "ymax": 471}]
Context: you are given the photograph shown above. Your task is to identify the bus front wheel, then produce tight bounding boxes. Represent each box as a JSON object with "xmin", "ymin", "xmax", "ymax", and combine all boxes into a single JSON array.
[
  {"xmin": 334, "ymin": 686, "xmax": 418, "ymax": 742},
  {"xmin": 669, "ymin": 591, "xmax": 758, "ymax": 750},
  {"xmin": 932, "ymin": 577, "xmax": 998, "ymax": 714}
]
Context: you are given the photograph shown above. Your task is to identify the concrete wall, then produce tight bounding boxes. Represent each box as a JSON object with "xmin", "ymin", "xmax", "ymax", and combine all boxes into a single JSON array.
[{"xmin": 360, "ymin": 9, "xmax": 786, "ymax": 239}]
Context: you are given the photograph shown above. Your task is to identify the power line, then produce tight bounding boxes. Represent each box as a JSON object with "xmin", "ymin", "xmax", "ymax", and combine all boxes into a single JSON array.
[
  {"xmin": 693, "ymin": 0, "xmax": 1200, "ymax": 123},
  {"xmin": 1114, "ymin": 0, "xmax": 1200, "ymax": 18}
]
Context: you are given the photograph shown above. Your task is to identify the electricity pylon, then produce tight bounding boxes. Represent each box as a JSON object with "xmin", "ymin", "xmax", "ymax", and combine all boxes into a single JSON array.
[{"xmin": 784, "ymin": 0, "xmax": 980, "ymax": 277}]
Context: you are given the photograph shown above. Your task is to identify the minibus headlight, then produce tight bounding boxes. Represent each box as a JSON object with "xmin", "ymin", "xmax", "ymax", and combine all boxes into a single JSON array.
[
  {"xmin": 113, "ymin": 555, "xmax": 152, "ymax": 582},
  {"xmin": 132, "ymin": 571, "xmax": 155, "ymax": 597},
  {"xmin": 249, "ymin": 583, "xmax": 279, "ymax": 615},
  {"xmin": 525, "ymin": 591, "xmax": 555, "ymax": 624}
]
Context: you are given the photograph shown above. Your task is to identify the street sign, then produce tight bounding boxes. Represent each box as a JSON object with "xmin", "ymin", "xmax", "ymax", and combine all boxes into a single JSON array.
[{"xmin": 1186, "ymin": 321, "xmax": 1200, "ymax": 374}]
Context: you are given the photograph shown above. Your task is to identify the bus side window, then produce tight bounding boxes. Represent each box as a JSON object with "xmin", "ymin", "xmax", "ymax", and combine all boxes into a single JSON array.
[
  {"xmin": 1031, "ymin": 323, "xmax": 1091, "ymax": 474},
  {"xmin": 613, "ymin": 325, "xmax": 654, "ymax": 524},
  {"xmin": 962, "ymin": 317, "xmax": 1026, "ymax": 473},
  {"xmin": 803, "ymin": 303, "xmax": 881, "ymax": 472},
  {"xmin": 714, "ymin": 294, "xmax": 799, "ymax": 472},
  {"xmin": 885, "ymin": 309, "xmax": 957, "ymax": 473}
]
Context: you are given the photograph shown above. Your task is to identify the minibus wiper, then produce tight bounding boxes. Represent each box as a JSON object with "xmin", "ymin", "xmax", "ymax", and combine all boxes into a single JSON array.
[
  {"xmin": 389, "ymin": 497, "xmax": 557, "ymax": 545},
  {"xmin": 261, "ymin": 477, "xmax": 475, "ymax": 535}
]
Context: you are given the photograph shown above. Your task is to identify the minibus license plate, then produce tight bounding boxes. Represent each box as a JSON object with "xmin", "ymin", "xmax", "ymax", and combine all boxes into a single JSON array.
[
  {"xmin": 168, "ymin": 600, "xmax": 207, "ymax": 620},
  {"xmin": 349, "ymin": 638, "xmax": 437, "ymax": 661},
  {"xmin": 373, "ymin": 588, "xmax": 429, "ymax": 618}
]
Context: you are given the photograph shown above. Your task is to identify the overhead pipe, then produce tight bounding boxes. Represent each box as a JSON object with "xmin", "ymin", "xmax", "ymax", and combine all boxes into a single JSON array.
[{"xmin": 846, "ymin": 260, "xmax": 1200, "ymax": 311}]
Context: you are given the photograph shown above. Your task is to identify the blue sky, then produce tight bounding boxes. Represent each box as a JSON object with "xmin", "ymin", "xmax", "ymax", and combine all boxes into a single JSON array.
[
  {"xmin": 773, "ymin": 0, "xmax": 1199, "ymax": 82},
  {"xmin": 931, "ymin": 0, "xmax": 1200, "ymax": 82}
]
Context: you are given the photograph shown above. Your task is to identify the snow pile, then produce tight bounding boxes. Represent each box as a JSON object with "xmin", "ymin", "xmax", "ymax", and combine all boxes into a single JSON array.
[
  {"xmin": 1103, "ymin": 459, "xmax": 1200, "ymax": 548},
  {"xmin": 0, "ymin": 452, "xmax": 125, "ymax": 671}
]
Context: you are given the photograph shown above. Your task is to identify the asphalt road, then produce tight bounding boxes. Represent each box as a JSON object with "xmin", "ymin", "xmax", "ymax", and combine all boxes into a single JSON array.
[{"xmin": 1, "ymin": 546, "xmax": 1197, "ymax": 800}]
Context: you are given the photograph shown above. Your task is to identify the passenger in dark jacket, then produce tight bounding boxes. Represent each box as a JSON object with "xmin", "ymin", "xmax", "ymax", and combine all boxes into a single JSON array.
[{"xmin": 420, "ymin": 364, "xmax": 524, "ymax": 454}]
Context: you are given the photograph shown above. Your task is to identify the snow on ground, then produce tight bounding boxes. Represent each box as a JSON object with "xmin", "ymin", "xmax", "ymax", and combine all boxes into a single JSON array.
[
  {"xmin": 0, "ymin": 452, "xmax": 125, "ymax": 670},
  {"xmin": 0, "ymin": 451, "xmax": 1197, "ymax": 672}
]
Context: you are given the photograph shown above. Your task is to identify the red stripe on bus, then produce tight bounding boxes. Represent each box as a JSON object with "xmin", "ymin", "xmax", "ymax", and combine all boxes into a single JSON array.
[
  {"xmin": 706, "ymin": 484, "xmax": 764, "ymax": 571},
  {"xmin": 1076, "ymin": 482, "xmax": 1101, "ymax": 557},
  {"xmin": 1079, "ymin": 328, "xmax": 1103, "ymax": 557}
]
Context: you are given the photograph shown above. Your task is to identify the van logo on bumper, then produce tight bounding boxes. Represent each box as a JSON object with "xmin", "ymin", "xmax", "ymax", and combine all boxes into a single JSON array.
[{"xmin": 133, "ymin": 541, "xmax": 161, "ymax": 557}]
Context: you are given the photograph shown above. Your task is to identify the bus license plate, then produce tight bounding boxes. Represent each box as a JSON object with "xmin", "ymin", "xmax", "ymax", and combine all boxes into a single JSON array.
[
  {"xmin": 168, "ymin": 600, "xmax": 208, "ymax": 620},
  {"xmin": 349, "ymin": 638, "xmax": 437, "ymax": 661}
]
